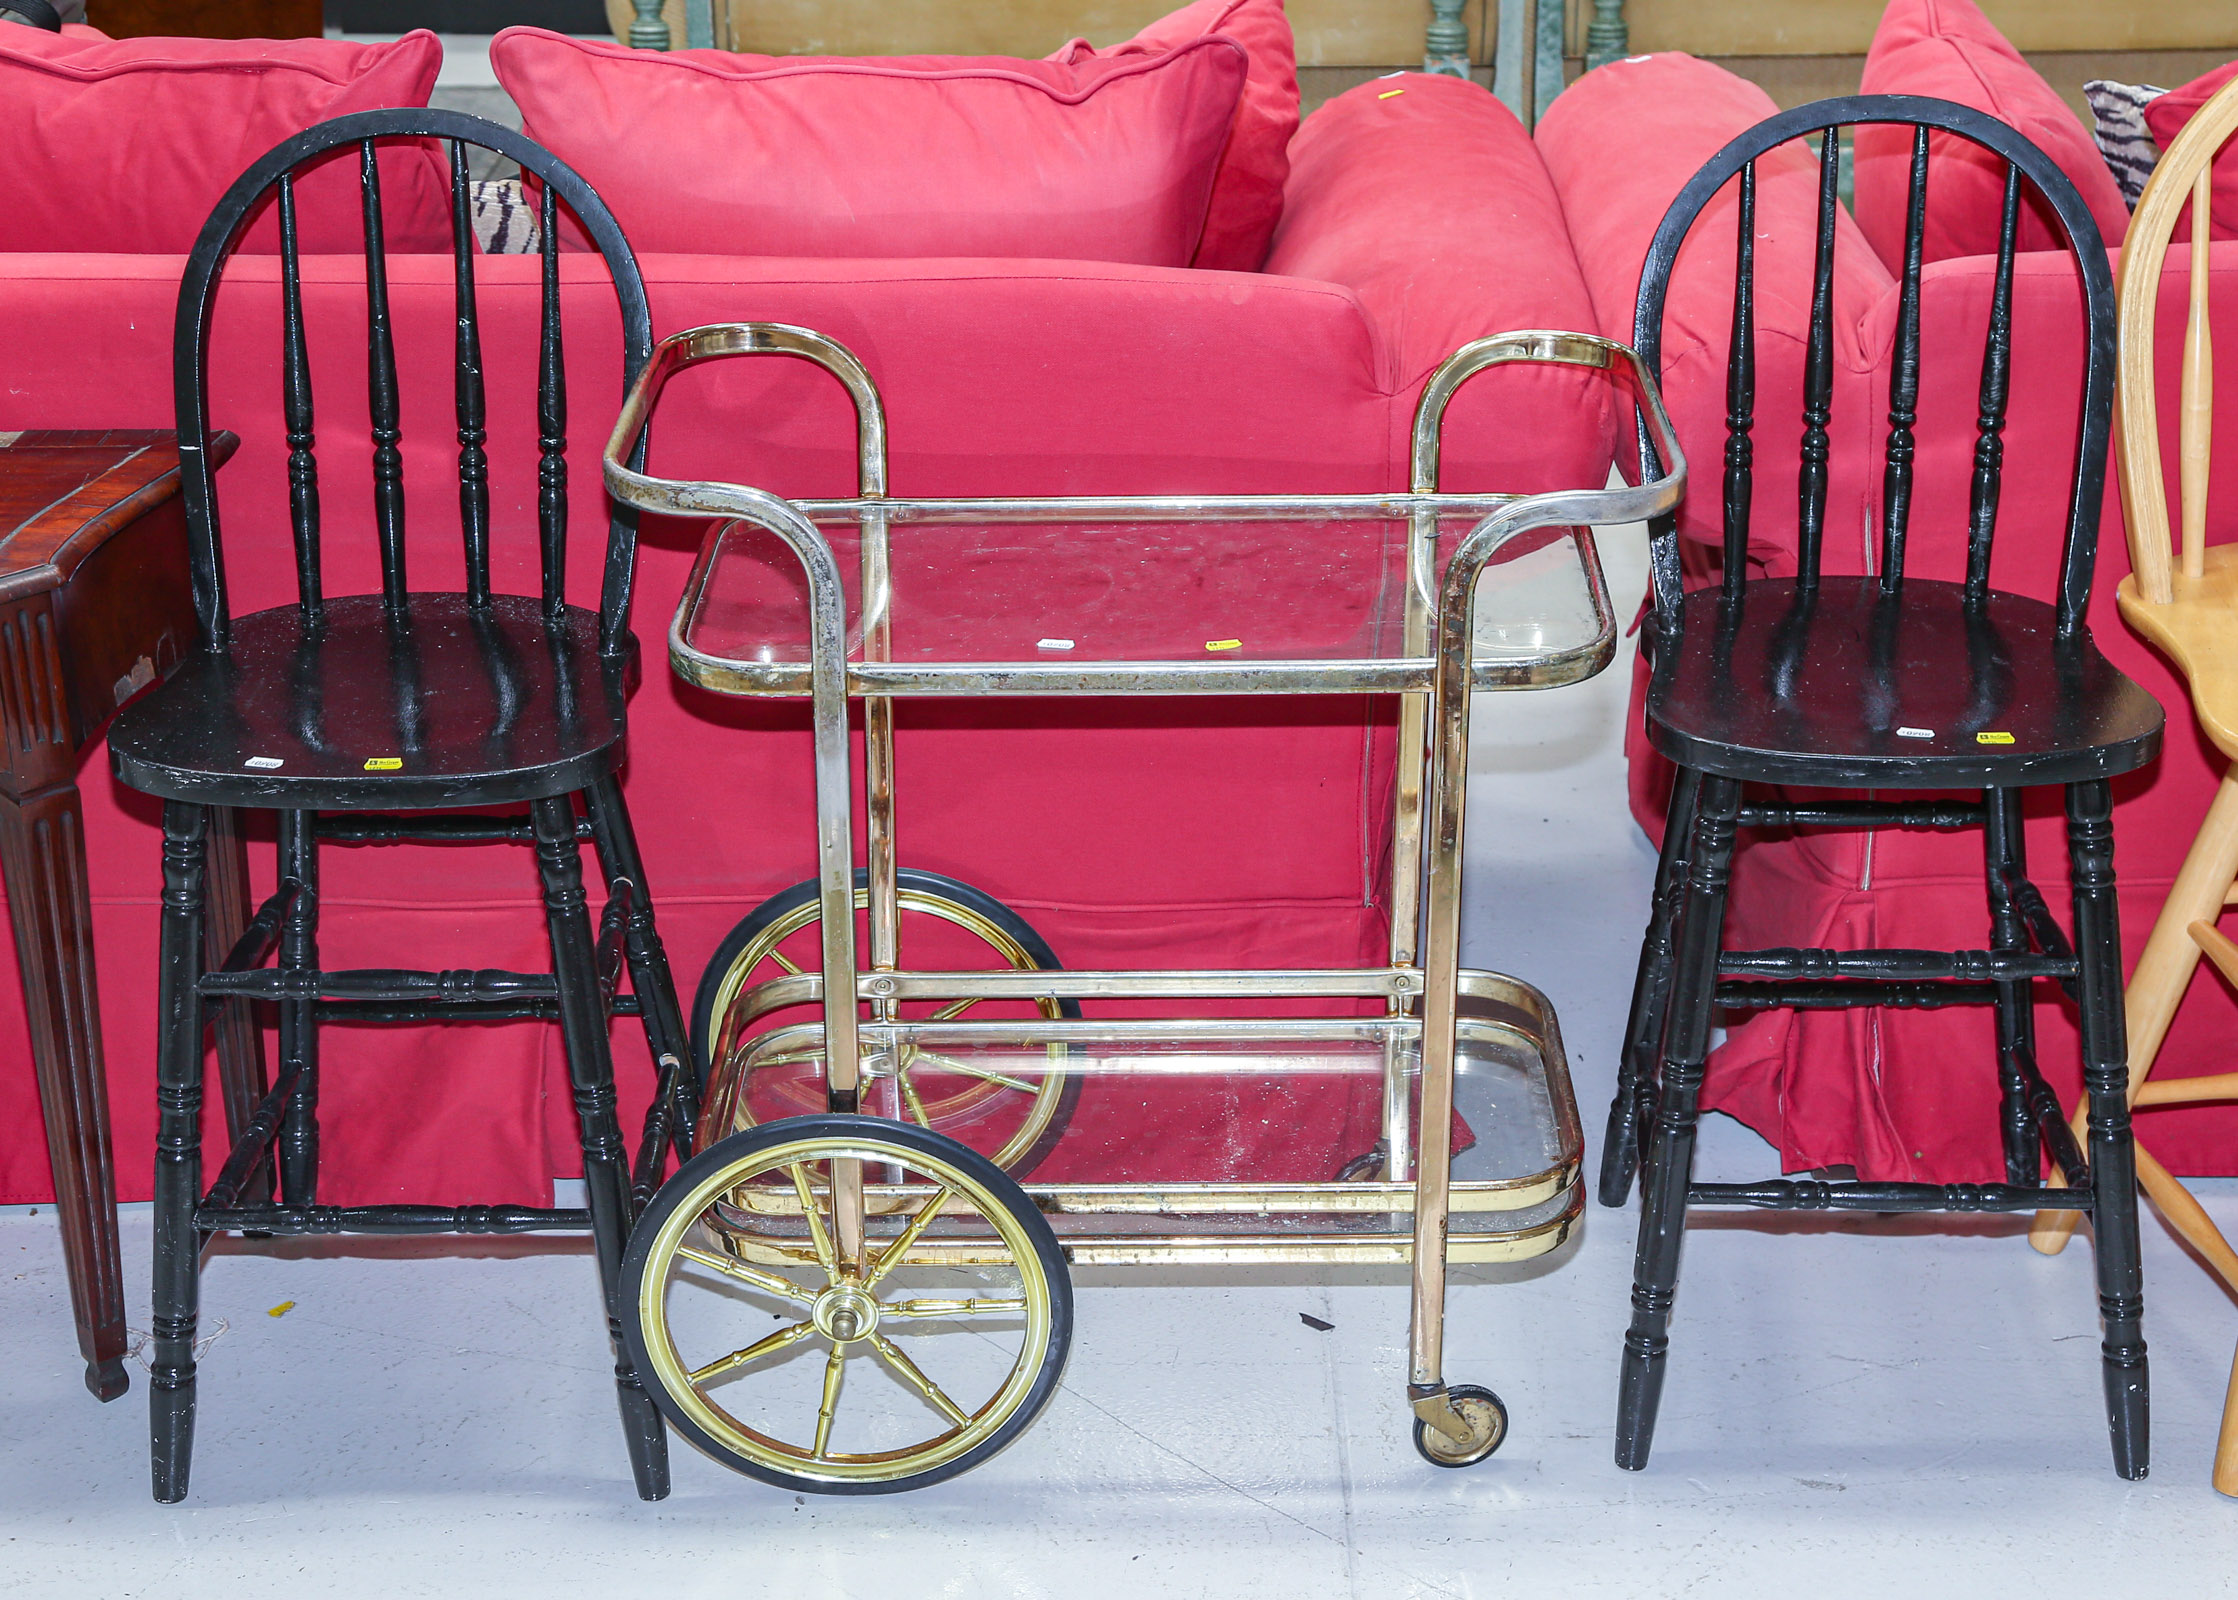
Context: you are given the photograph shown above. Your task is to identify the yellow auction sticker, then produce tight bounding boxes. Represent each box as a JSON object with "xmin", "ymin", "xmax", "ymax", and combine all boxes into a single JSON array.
[
  {"xmin": 364, "ymin": 757, "xmax": 403, "ymax": 770},
  {"xmin": 1975, "ymin": 732, "xmax": 2014, "ymax": 745},
  {"xmin": 1206, "ymin": 639, "xmax": 1243, "ymax": 652}
]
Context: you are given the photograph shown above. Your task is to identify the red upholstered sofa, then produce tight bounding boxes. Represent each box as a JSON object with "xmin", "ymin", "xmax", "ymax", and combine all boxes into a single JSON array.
[
  {"xmin": 0, "ymin": 71, "xmax": 1615, "ymax": 1204},
  {"xmin": 1537, "ymin": 44, "xmax": 2238, "ymax": 1180}
]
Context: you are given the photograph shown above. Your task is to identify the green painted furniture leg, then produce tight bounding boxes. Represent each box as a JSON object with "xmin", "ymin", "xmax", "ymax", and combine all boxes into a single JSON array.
[
  {"xmin": 1586, "ymin": 0, "xmax": 1629, "ymax": 71},
  {"xmin": 1426, "ymin": 0, "xmax": 1471, "ymax": 78},
  {"xmin": 1492, "ymin": 0, "xmax": 1528, "ymax": 116},
  {"xmin": 1534, "ymin": 0, "xmax": 1565, "ymax": 125}
]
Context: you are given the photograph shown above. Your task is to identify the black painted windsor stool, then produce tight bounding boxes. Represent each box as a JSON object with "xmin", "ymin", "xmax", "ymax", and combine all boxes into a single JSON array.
[
  {"xmin": 1597, "ymin": 97, "xmax": 2164, "ymax": 1477},
  {"xmin": 107, "ymin": 110, "xmax": 696, "ymax": 1502}
]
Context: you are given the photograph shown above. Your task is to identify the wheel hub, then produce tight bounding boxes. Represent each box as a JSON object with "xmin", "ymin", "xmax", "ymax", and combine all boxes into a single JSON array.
[{"xmin": 812, "ymin": 1283, "xmax": 881, "ymax": 1344}]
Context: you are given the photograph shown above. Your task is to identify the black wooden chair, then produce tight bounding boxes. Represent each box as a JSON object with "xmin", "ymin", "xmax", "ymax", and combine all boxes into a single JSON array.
[
  {"xmin": 1597, "ymin": 96, "xmax": 2163, "ymax": 1478},
  {"xmin": 108, "ymin": 110, "xmax": 696, "ymax": 1502}
]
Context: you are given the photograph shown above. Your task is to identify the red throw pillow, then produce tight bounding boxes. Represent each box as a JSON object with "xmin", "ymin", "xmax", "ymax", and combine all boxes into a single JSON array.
[
  {"xmin": 1856, "ymin": 0, "xmax": 2130, "ymax": 266},
  {"xmin": 490, "ymin": 27, "xmax": 1248, "ymax": 266},
  {"xmin": 2143, "ymin": 60, "xmax": 2238, "ymax": 240},
  {"xmin": 1050, "ymin": 0, "xmax": 1299, "ymax": 271},
  {"xmin": 0, "ymin": 27, "xmax": 448, "ymax": 255}
]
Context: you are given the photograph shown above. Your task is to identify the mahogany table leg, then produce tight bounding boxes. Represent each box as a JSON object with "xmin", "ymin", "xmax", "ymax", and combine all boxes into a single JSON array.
[
  {"xmin": 0, "ymin": 777, "xmax": 128, "ymax": 1401},
  {"xmin": 203, "ymin": 806, "xmax": 269, "ymax": 1198}
]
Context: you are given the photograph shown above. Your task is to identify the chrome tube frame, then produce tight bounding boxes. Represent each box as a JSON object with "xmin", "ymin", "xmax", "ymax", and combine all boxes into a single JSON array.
[{"xmin": 606, "ymin": 321, "xmax": 1685, "ymax": 1439}]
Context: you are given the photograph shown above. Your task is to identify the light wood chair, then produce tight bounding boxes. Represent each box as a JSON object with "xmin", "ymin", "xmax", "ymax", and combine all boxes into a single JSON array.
[{"xmin": 2027, "ymin": 71, "xmax": 2238, "ymax": 1497}]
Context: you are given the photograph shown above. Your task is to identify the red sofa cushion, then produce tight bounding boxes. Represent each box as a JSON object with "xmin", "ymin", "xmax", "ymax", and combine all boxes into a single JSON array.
[
  {"xmin": 490, "ymin": 26, "xmax": 1247, "ymax": 265},
  {"xmin": 1856, "ymin": 0, "xmax": 2131, "ymax": 268},
  {"xmin": 1052, "ymin": 0, "xmax": 1298, "ymax": 272},
  {"xmin": 0, "ymin": 26, "xmax": 447, "ymax": 254},
  {"xmin": 1537, "ymin": 54, "xmax": 1893, "ymax": 567},
  {"xmin": 1270, "ymin": 73, "xmax": 1616, "ymax": 476},
  {"xmin": 2143, "ymin": 60, "xmax": 2238, "ymax": 240}
]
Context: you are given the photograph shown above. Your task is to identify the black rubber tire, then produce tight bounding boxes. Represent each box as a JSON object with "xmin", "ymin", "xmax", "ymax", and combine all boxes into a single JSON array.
[
  {"xmin": 1412, "ymin": 1384, "xmax": 1509, "ymax": 1468},
  {"xmin": 621, "ymin": 1115, "xmax": 1073, "ymax": 1495}
]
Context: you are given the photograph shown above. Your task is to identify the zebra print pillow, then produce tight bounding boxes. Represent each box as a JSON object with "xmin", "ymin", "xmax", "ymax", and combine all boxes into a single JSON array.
[
  {"xmin": 2085, "ymin": 78, "xmax": 2167, "ymax": 207},
  {"xmin": 469, "ymin": 179, "xmax": 541, "ymax": 253}
]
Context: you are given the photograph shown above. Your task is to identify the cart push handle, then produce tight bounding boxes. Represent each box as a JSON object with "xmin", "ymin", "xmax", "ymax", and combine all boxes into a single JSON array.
[
  {"xmin": 1408, "ymin": 328, "xmax": 1683, "ymax": 501},
  {"xmin": 602, "ymin": 324, "xmax": 881, "ymax": 1108}
]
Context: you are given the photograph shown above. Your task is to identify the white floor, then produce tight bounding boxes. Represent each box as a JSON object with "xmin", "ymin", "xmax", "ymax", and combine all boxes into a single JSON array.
[{"xmin": 4, "ymin": 534, "xmax": 2235, "ymax": 1598}]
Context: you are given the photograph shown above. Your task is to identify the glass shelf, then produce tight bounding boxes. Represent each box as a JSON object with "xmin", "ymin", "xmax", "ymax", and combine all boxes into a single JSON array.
[
  {"xmin": 704, "ymin": 1004, "xmax": 1583, "ymax": 1266},
  {"xmin": 670, "ymin": 510, "xmax": 1616, "ymax": 698}
]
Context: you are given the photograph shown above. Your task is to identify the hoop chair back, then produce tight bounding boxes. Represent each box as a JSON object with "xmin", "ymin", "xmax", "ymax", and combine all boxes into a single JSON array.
[
  {"xmin": 1631, "ymin": 94, "xmax": 2117, "ymax": 640},
  {"xmin": 2117, "ymin": 74, "xmax": 2238, "ymax": 612},
  {"xmin": 171, "ymin": 108, "xmax": 655, "ymax": 660}
]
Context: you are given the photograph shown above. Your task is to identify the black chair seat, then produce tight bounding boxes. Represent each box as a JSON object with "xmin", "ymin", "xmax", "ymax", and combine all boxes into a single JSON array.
[
  {"xmin": 109, "ymin": 593, "xmax": 630, "ymax": 809},
  {"xmin": 1644, "ymin": 576, "xmax": 2164, "ymax": 788}
]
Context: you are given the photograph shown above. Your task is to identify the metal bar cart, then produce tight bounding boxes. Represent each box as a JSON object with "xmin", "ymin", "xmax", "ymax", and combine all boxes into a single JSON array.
[{"xmin": 602, "ymin": 325, "xmax": 1684, "ymax": 1494}]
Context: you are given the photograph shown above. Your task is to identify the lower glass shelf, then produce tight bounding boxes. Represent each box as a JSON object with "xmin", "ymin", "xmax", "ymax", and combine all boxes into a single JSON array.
[{"xmin": 695, "ymin": 966, "xmax": 1584, "ymax": 1268}]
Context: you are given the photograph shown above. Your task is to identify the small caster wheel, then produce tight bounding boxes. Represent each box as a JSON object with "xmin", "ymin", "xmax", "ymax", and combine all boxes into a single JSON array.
[{"xmin": 1413, "ymin": 1384, "xmax": 1507, "ymax": 1468}]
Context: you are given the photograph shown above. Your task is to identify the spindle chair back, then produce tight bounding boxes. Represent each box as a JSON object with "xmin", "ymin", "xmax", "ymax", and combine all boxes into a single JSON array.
[
  {"xmin": 1632, "ymin": 96, "xmax": 2115, "ymax": 637},
  {"xmin": 173, "ymin": 108, "xmax": 653, "ymax": 656}
]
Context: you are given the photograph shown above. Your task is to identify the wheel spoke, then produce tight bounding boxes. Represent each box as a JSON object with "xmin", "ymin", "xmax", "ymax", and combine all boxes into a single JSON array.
[
  {"xmin": 676, "ymin": 1241, "xmax": 818, "ymax": 1304},
  {"xmin": 861, "ymin": 1185, "xmax": 951, "ymax": 1291},
  {"xmin": 912, "ymin": 1048, "xmax": 1038, "ymax": 1096},
  {"xmin": 768, "ymin": 946, "xmax": 803, "ymax": 976},
  {"xmin": 687, "ymin": 1319, "xmax": 814, "ymax": 1385},
  {"xmin": 789, "ymin": 1163, "xmax": 841, "ymax": 1284},
  {"xmin": 869, "ymin": 1332, "xmax": 970, "ymax": 1428},
  {"xmin": 812, "ymin": 1342, "xmax": 847, "ymax": 1460},
  {"xmin": 747, "ymin": 1046, "xmax": 827, "ymax": 1069},
  {"xmin": 881, "ymin": 1295, "xmax": 1027, "ymax": 1319},
  {"xmin": 893, "ymin": 1064, "xmax": 937, "ymax": 1130},
  {"xmin": 928, "ymin": 995, "xmax": 979, "ymax": 1022}
]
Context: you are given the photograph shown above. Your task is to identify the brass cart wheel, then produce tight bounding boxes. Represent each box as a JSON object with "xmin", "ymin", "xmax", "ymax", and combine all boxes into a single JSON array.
[
  {"xmin": 692, "ymin": 869, "xmax": 1081, "ymax": 1176},
  {"xmin": 1413, "ymin": 1384, "xmax": 1508, "ymax": 1468},
  {"xmin": 621, "ymin": 1115, "xmax": 1072, "ymax": 1495}
]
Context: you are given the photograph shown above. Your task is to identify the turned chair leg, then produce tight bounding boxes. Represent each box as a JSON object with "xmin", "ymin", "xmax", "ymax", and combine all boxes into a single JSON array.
[
  {"xmin": 580, "ymin": 773, "xmax": 697, "ymax": 1171},
  {"xmin": 531, "ymin": 794, "xmax": 670, "ymax": 1501},
  {"xmin": 1616, "ymin": 770, "xmax": 1737, "ymax": 1471},
  {"xmin": 2066, "ymin": 779, "xmax": 2149, "ymax": 1479},
  {"xmin": 1982, "ymin": 786, "xmax": 2042, "ymax": 1185},
  {"xmin": 150, "ymin": 801, "xmax": 209, "ymax": 1504},
  {"xmin": 1601, "ymin": 766, "xmax": 1702, "ymax": 1207},
  {"xmin": 2035, "ymin": 761, "xmax": 2238, "ymax": 1252},
  {"xmin": 2218, "ymin": 1340, "xmax": 2238, "ymax": 1498},
  {"xmin": 274, "ymin": 809, "xmax": 321, "ymax": 1206}
]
